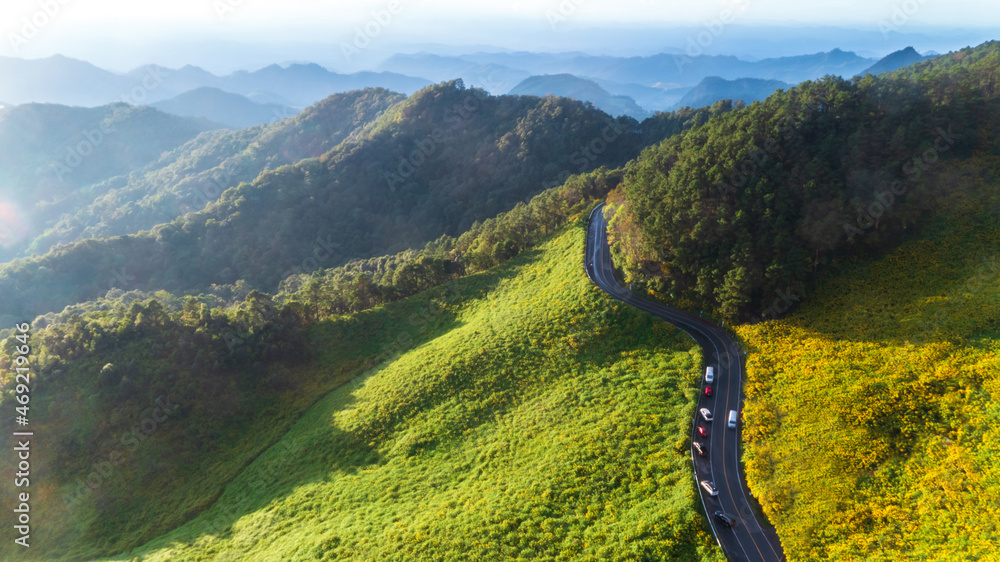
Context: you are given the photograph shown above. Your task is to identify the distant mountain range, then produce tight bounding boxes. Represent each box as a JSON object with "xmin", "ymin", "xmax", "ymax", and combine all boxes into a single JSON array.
[
  {"xmin": 861, "ymin": 47, "xmax": 932, "ymax": 76},
  {"xmin": 0, "ymin": 102, "xmax": 220, "ymax": 216},
  {"xmin": 0, "ymin": 55, "xmax": 431, "ymax": 108},
  {"xmin": 676, "ymin": 77, "xmax": 791, "ymax": 109},
  {"xmin": 0, "ymin": 47, "xmax": 937, "ymax": 123},
  {"xmin": 508, "ymin": 74, "xmax": 650, "ymax": 119},
  {"xmin": 152, "ymin": 87, "xmax": 296, "ymax": 129},
  {"xmin": 378, "ymin": 49, "xmax": 879, "ymax": 114}
]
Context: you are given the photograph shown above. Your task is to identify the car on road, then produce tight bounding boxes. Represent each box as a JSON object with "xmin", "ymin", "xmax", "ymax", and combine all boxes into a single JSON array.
[
  {"xmin": 697, "ymin": 425, "xmax": 708, "ymax": 437},
  {"xmin": 728, "ymin": 409, "xmax": 738, "ymax": 429},
  {"xmin": 705, "ymin": 366, "xmax": 714, "ymax": 383},
  {"xmin": 693, "ymin": 441, "xmax": 706, "ymax": 456},
  {"xmin": 699, "ymin": 408, "xmax": 713, "ymax": 422},
  {"xmin": 714, "ymin": 511, "xmax": 736, "ymax": 527},
  {"xmin": 700, "ymin": 480, "xmax": 719, "ymax": 496},
  {"xmin": 704, "ymin": 385, "xmax": 712, "ymax": 397}
]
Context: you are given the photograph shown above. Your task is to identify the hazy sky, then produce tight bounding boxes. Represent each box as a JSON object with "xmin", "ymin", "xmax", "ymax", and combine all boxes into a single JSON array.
[{"xmin": 2, "ymin": 0, "xmax": 998, "ymax": 71}]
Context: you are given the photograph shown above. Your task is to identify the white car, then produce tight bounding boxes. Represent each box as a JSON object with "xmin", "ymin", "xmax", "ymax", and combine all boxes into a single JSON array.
[
  {"xmin": 700, "ymin": 408, "xmax": 713, "ymax": 422},
  {"xmin": 705, "ymin": 366, "xmax": 714, "ymax": 384},
  {"xmin": 700, "ymin": 480, "xmax": 719, "ymax": 497}
]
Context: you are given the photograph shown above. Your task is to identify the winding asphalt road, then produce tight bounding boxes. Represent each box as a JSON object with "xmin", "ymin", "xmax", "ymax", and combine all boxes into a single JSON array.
[{"xmin": 585, "ymin": 204, "xmax": 785, "ymax": 562}]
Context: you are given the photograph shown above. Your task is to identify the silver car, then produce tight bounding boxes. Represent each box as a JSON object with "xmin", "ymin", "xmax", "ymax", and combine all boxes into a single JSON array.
[{"xmin": 700, "ymin": 480, "xmax": 719, "ymax": 497}]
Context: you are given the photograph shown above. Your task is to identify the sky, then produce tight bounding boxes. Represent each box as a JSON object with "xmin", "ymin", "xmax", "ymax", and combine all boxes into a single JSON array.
[{"xmin": 2, "ymin": 0, "xmax": 999, "ymax": 71}]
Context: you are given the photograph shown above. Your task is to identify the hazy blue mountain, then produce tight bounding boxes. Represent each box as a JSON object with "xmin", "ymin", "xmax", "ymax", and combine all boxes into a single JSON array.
[
  {"xmin": 675, "ymin": 76, "xmax": 789, "ymax": 109},
  {"xmin": 592, "ymin": 79, "xmax": 693, "ymax": 113},
  {"xmin": 377, "ymin": 53, "xmax": 480, "ymax": 82},
  {"xmin": 458, "ymin": 49, "xmax": 875, "ymax": 87},
  {"xmin": 245, "ymin": 90, "xmax": 297, "ymax": 106},
  {"xmin": 222, "ymin": 63, "xmax": 430, "ymax": 106},
  {"xmin": 0, "ymin": 103, "xmax": 222, "ymax": 259},
  {"xmin": 377, "ymin": 54, "xmax": 530, "ymax": 93},
  {"xmin": 152, "ymin": 87, "xmax": 297, "ymax": 128},
  {"xmin": 509, "ymin": 74, "xmax": 649, "ymax": 118},
  {"xmin": 0, "ymin": 55, "xmax": 431, "ymax": 109},
  {"xmin": 861, "ymin": 46, "xmax": 931, "ymax": 75},
  {"xmin": 0, "ymin": 55, "xmax": 129, "ymax": 106},
  {"xmin": 123, "ymin": 64, "xmax": 223, "ymax": 101}
]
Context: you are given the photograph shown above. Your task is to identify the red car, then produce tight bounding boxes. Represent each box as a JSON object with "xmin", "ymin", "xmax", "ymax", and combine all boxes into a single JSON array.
[
  {"xmin": 697, "ymin": 425, "xmax": 708, "ymax": 438},
  {"xmin": 704, "ymin": 385, "xmax": 713, "ymax": 397}
]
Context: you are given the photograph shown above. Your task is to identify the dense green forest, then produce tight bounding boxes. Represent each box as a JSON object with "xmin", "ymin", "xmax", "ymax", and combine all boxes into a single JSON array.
[
  {"xmin": 25, "ymin": 88, "xmax": 406, "ymax": 256},
  {"xmin": 0, "ymin": 82, "xmax": 731, "ymax": 325},
  {"xmin": 608, "ymin": 42, "xmax": 1000, "ymax": 321}
]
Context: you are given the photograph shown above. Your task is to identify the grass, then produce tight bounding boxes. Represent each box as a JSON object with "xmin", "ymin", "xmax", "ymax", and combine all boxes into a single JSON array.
[
  {"xmin": 105, "ymin": 224, "xmax": 723, "ymax": 561},
  {"xmin": 735, "ymin": 203, "xmax": 1000, "ymax": 561}
]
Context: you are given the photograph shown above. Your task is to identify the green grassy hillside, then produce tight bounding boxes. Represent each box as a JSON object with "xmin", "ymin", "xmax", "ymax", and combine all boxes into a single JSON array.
[
  {"xmin": 0, "ymin": 173, "xmax": 614, "ymax": 560},
  {"xmin": 735, "ymin": 196, "xmax": 1000, "ymax": 560},
  {"xmin": 101, "ymin": 225, "xmax": 720, "ymax": 562}
]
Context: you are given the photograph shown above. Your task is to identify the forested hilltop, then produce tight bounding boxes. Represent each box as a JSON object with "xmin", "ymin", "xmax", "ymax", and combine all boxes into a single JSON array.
[
  {"xmin": 0, "ymin": 81, "xmax": 732, "ymax": 324},
  {"xmin": 607, "ymin": 41, "xmax": 1000, "ymax": 321},
  {"xmin": 24, "ymin": 88, "xmax": 406, "ymax": 257}
]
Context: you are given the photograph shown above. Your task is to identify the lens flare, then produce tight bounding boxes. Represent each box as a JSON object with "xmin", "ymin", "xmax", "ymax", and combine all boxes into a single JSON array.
[{"xmin": 0, "ymin": 201, "xmax": 31, "ymax": 249}]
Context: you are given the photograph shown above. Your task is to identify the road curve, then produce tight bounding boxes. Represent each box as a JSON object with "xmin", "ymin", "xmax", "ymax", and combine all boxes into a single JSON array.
[{"xmin": 585, "ymin": 203, "xmax": 785, "ymax": 562}]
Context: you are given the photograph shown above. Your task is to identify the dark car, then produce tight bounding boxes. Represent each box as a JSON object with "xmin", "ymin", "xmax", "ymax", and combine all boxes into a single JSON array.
[
  {"xmin": 714, "ymin": 511, "xmax": 736, "ymax": 527},
  {"xmin": 693, "ymin": 442, "xmax": 706, "ymax": 456},
  {"xmin": 704, "ymin": 385, "xmax": 713, "ymax": 397},
  {"xmin": 697, "ymin": 425, "xmax": 708, "ymax": 438}
]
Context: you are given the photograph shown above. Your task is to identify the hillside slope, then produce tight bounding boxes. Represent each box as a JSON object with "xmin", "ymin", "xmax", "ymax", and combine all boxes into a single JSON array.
[
  {"xmin": 607, "ymin": 42, "xmax": 1000, "ymax": 321},
  {"xmin": 736, "ymin": 199, "xmax": 1000, "ymax": 560},
  {"xmin": 509, "ymin": 74, "xmax": 650, "ymax": 119},
  {"xmin": 152, "ymin": 86, "xmax": 296, "ymax": 128},
  {"xmin": 675, "ymin": 76, "xmax": 789, "ymax": 109},
  {"xmin": 24, "ymin": 88, "xmax": 405, "ymax": 256},
  {"xmin": 0, "ymin": 221, "xmax": 723, "ymax": 561},
  {"xmin": 0, "ymin": 82, "xmax": 734, "ymax": 324},
  {"xmin": 112, "ymin": 225, "xmax": 719, "ymax": 562},
  {"xmin": 0, "ymin": 103, "xmax": 221, "ymax": 257}
]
